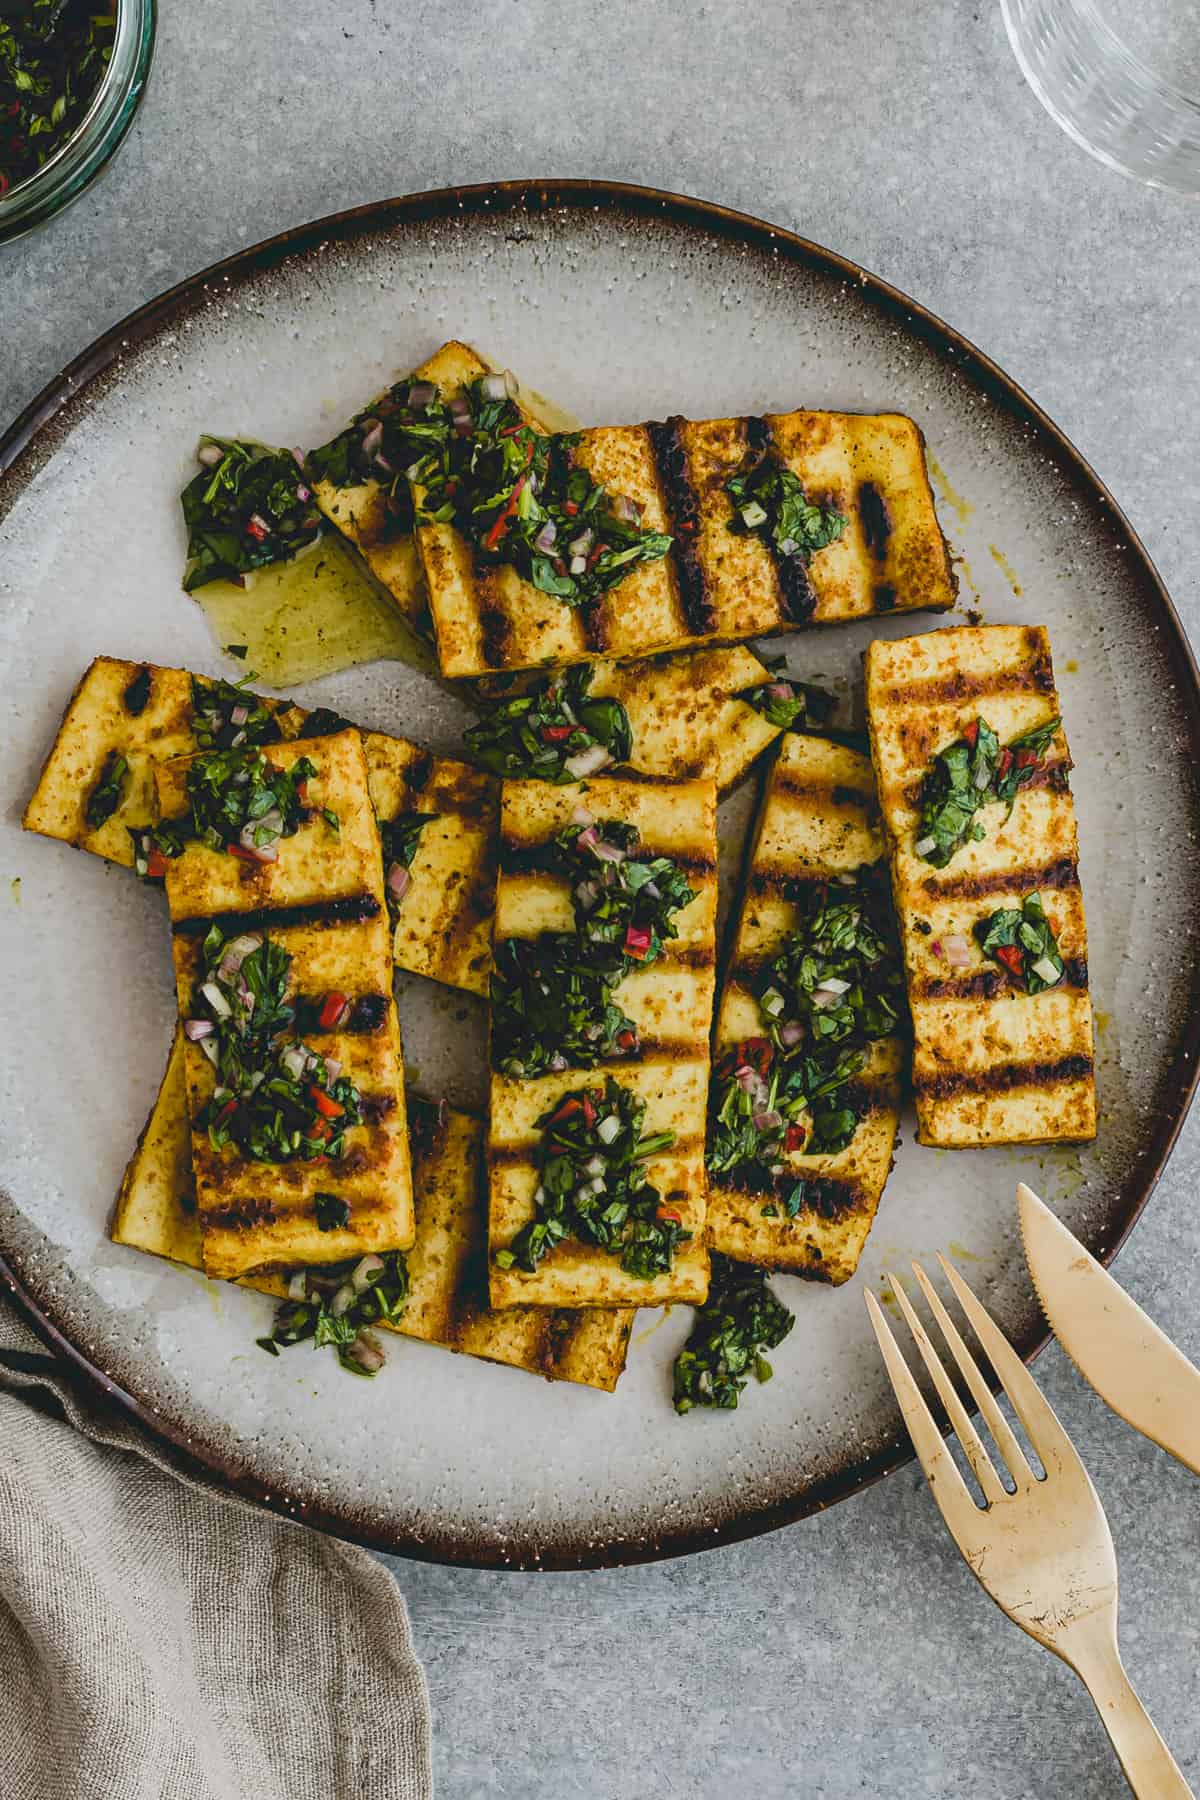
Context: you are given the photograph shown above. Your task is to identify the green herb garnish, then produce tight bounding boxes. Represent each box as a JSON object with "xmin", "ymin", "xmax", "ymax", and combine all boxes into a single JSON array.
[
  {"xmin": 738, "ymin": 674, "xmax": 835, "ymax": 733},
  {"xmin": 490, "ymin": 815, "xmax": 696, "ymax": 1079},
  {"xmin": 259, "ymin": 1251, "xmax": 409, "ymax": 1377},
  {"xmin": 753, "ymin": 872, "xmax": 904, "ymax": 1050},
  {"xmin": 306, "ymin": 374, "xmax": 451, "ymax": 534},
  {"xmin": 673, "ymin": 1254, "xmax": 794, "ymax": 1412},
  {"xmin": 188, "ymin": 925, "xmax": 363, "ymax": 1165},
  {"xmin": 0, "ymin": 2, "xmax": 115, "ymax": 195},
  {"xmin": 707, "ymin": 1037, "xmax": 868, "ymax": 1184},
  {"xmin": 190, "ymin": 675, "xmax": 283, "ymax": 752},
  {"xmin": 412, "ymin": 373, "xmax": 672, "ymax": 610},
  {"xmin": 181, "ymin": 438, "xmax": 323, "ymax": 592},
  {"xmin": 379, "ymin": 813, "xmax": 430, "ymax": 874},
  {"xmin": 185, "ymin": 746, "xmax": 319, "ymax": 860},
  {"xmin": 726, "ymin": 450, "xmax": 846, "ymax": 567},
  {"xmin": 315, "ymin": 1192, "xmax": 352, "ymax": 1233},
  {"xmin": 84, "ymin": 749, "xmax": 128, "ymax": 830},
  {"xmin": 493, "ymin": 1078, "xmax": 686, "ymax": 1281},
  {"xmin": 975, "ymin": 891, "xmax": 1064, "ymax": 993},
  {"xmin": 465, "ymin": 664, "xmax": 632, "ymax": 783},
  {"xmin": 490, "ymin": 934, "xmax": 638, "ymax": 1080},
  {"xmin": 915, "ymin": 715, "xmax": 1061, "ymax": 868}
]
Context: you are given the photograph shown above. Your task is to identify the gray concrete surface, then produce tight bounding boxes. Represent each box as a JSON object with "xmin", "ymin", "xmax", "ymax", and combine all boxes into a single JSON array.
[{"xmin": 4, "ymin": 2, "xmax": 1199, "ymax": 1795}]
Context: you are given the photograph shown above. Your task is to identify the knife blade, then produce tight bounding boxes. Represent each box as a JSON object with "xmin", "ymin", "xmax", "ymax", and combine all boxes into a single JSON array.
[{"xmin": 1018, "ymin": 1181, "xmax": 1200, "ymax": 1477}]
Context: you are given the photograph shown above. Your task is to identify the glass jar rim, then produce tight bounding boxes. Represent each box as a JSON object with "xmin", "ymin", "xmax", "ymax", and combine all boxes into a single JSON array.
[{"xmin": 0, "ymin": 0, "xmax": 157, "ymax": 243}]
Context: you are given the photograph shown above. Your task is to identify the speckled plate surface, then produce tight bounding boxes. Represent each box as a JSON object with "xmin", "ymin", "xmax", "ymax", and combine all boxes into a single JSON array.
[{"xmin": 2, "ymin": 181, "xmax": 1199, "ymax": 1570}]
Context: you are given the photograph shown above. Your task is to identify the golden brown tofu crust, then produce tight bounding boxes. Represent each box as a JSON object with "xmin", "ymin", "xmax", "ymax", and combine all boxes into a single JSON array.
[
  {"xmin": 413, "ymin": 393, "xmax": 955, "ymax": 678},
  {"xmin": 708, "ymin": 735, "xmax": 902, "ymax": 1283},
  {"xmin": 864, "ymin": 625, "xmax": 1096, "ymax": 1148},
  {"xmin": 21, "ymin": 657, "xmax": 501, "ymax": 996},
  {"xmin": 155, "ymin": 730, "xmax": 415, "ymax": 1278},
  {"xmin": 111, "ymin": 1034, "xmax": 632, "ymax": 1390},
  {"xmin": 488, "ymin": 774, "xmax": 716, "ymax": 1309}
]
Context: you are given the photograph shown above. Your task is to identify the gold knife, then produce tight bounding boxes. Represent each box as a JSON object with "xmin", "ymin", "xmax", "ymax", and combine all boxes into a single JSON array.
[{"xmin": 1018, "ymin": 1182, "xmax": 1200, "ymax": 1477}]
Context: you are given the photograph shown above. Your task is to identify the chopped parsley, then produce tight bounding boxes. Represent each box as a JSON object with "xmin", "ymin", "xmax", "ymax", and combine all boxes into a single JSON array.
[
  {"xmin": 84, "ymin": 749, "xmax": 128, "ymax": 830},
  {"xmin": 411, "ymin": 373, "xmax": 672, "ymax": 610},
  {"xmin": 190, "ymin": 675, "xmax": 283, "ymax": 752},
  {"xmin": 726, "ymin": 449, "xmax": 846, "ymax": 567},
  {"xmin": 258, "ymin": 1251, "xmax": 409, "ymax": 1377},
  {"xmin": 673, "ymin": 1255, "xmax": 794, "ymax": 1413},
  {"xmin": 915, "ymin": 714, "xmax": 1061, "ymax": 868},
  {"xmin": 187, "ymin": 924, "xmax": 363, "ymax": 1165},
  {"xmin": 490, "ymin": 813, "xmax": 696, "ymax": 1079},
  {"xmin": 133, "ymin": 747, "xmax": 330, "ymax": 878},
  {"xmin": 707, "ymin": 1037, "xmax": 868, "ymax": 1180},
  {"xmin": 0, "ymin": 1, "xmax": 114, "ymax": 196},
  {"xmin": 738, "ymin": 674, "xmax": 836, "ymax": 733},
  {"xmin": 975, "ymin": 891, "xmax": 1064, "ymax": 993},
  {"xmin": 754, "ymin": 871, "xmax": 904, "ymax": 1050},
  {"xmin": 707, "ymin": 870, "xmax": 903, "ymax": 1184},
  {"xmin": 465, "ymin": 664, "xmax": 632, "ymax": 783},
  {"xmin": 490, "ymin": 934, "xmax": 638, "ymax": 1080},
  {"xmin": 305, "ymin": 374, "xmax": 452, "ymax": 535},
  {"xmin": 186, "ymin": 747, "xmax": 321, "ymax": 861},
  {"xmin": 493, "ymin": 1078, "xmax": 686, "ymax": 1281},
  {"xmin": 181, "ymin": 437, "xmax": 323, "ymax": 592}
]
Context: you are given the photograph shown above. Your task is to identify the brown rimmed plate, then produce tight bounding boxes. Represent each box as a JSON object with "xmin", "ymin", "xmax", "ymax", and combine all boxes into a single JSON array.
[{"xmin": 2, "ymin": 179, "xmax": 1198, "ymax": 1570}]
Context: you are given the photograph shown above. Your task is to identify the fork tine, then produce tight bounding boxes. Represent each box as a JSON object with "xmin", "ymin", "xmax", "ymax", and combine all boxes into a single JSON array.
[
  {"xmin": 886, "ymin": 1275, "xmax": 1007, "ymax": 1506},
  {"xmin": 937, "ymin": 1253, "xmax": 1086, "ymax": 1479},
  {"xmin": 910, "ymin": 1262, "xmax": 1036, "ymax": 1487},
  {"xmin": 864, "ymin": 1290, "xmax": 980, "ymax": 1532}
]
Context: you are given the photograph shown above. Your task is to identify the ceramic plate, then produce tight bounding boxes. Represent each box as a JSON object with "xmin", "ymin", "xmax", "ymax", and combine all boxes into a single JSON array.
[{"xmin": 2, "ymin": 182, "xmax": 1198, "ymax": 1569}]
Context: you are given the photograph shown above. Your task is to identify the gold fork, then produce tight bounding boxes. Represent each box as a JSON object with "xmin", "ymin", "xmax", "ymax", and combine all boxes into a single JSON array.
[{"xmin": 866, "ymin": 1255, "xmax": 1193, "ymax": 1799}]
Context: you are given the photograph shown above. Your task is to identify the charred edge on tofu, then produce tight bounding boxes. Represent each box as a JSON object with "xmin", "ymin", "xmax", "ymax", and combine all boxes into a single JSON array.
[{"xmin": 644, "ymin": 416, "xmax": 716, "ymax": 636}]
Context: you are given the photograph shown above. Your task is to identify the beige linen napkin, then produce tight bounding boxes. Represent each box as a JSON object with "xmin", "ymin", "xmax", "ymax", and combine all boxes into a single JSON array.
[{"xmin": 0, "ymin": 1297, "xmax": 432, "ymax": 1800}]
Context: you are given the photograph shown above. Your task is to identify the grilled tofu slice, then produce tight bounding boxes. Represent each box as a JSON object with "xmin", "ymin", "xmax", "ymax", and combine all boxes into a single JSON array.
[
  {"xmin": 591, "ymin": 646, "xmax": 780, "ymax": 790},
  {"xmin": 488, "ymin": 775, "xmax": 716, "ymax": 1308},
  {"xmin": 112, "ymin": 1033, "xmax": 632, "ymax": 1390},
  {"xmin": 709, "ymin": 735, "xmax": 902, "ymax": 1283},
  {"xmin": 416, "ymin": 400, "xmax": 954, "ymax": 678},
  {"xmin": 864, "ymin": 625, "xmax": 1096, "ymax": 1147},
  {"xmin": 360, "ymin": 730, "xmax": 498, "ymax": 996},
  {"xmin": 311, "ymin": 341, "xmax": 562, "ymax": 629},
  {"xmin": 23, "ymin": 658, "xmax": 500, "ymax": 996},
  {"xmin": 155, "ymin": 729, "xmax": 415, "ymax": 1278}
]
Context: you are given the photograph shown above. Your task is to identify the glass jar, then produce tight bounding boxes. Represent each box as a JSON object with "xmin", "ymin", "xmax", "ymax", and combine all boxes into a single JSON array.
[{"xmin": 0, "ymin": 0, "xmax": 156, "ymax": 246}]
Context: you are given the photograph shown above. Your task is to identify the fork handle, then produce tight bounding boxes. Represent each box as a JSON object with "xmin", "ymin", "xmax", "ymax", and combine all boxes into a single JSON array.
[{"xmin": 1069, "ymin": 1627, "xmax": 1194, "ymax": 1799}]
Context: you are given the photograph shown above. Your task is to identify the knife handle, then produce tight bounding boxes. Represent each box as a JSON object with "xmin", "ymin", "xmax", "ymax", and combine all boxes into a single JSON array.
[{"xmin": 1068, "ymin": 1620, "xmax": 1194, "ymax": 1799}]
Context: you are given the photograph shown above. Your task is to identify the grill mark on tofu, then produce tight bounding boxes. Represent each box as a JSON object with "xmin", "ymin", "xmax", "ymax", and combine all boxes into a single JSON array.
[
  {"xmin": 913, "ymin": 956, "xmax": 1089, "ymax": 1001},
  {"xmin": 707, "ymin": 1163, "xmax": 863, "ymax": 1221},
  {"xmin": 914, "ymin": 1052, "xmax": 1094, "ymax": 1102},
  {"xmin": 770, "ymin": 772, "xmax": 878, "ymax": 813},
  {"xmin": 498, "ymin": 837, "xmax": 716, "ymax": 879},
  {"xmin": 921, "ymin": 855, "xmax": 1080, "ymax": 903},
  {"xmin": 490, "ymin": 1127, "xmax": 707, "ymax": 1168},
  {"xmin": 744, "ymin": 416, "xmax": 816, "ymax": 623},
  {"xmin": 858, "ymin": 481, "xmax": 892, "ymax": 560},
  {"xmin": 172, "ymin": 893, "xmax": 382, "ymax": 939},
  {"xmin": 881, "ymin": 657, "xmax": 1055, "ymax": 709},
  {"xmin": 476, "ymin": 566, "xmax": 514, "ymax": 670},
  {"xmin": 645, "ymin": 416, "xmax": 717, "ymax": 636}
]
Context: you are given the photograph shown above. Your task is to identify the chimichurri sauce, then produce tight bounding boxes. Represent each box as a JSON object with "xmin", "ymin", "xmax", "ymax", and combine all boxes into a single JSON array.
[{"xmin": 0, "ymin": 2, "xmax": 115, "ymax": 196}]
